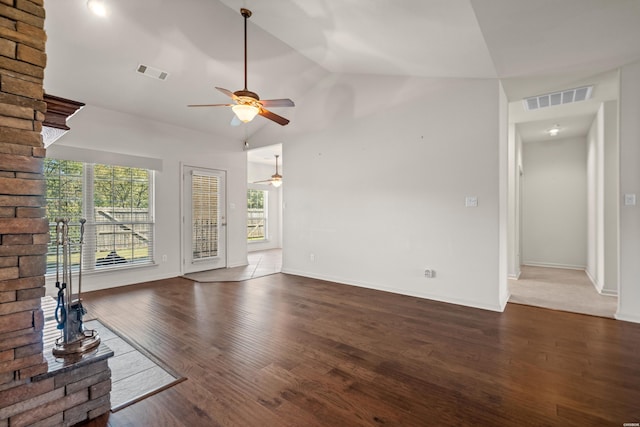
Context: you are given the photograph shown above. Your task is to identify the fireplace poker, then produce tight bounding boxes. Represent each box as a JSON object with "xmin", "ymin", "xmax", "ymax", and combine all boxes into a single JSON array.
[{"xmin": 54, "ymin": 219, "xmax": 66, "ymax": 330}]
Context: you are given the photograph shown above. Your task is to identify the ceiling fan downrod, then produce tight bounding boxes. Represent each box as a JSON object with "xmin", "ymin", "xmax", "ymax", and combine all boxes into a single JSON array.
[{"xmin": 241, "ymin": 8, "xmax": 251, "ymax": 92}]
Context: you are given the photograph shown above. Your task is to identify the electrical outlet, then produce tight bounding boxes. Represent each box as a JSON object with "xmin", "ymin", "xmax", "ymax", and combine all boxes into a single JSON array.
[
  {"xmin": 162, "ymin": 254, "xmax": 167, "ymax": 262},
  {"xmin": 424, "ymin": 269, "xmax": 435, "ymax": 278},
  {"xmin": 309, "ymin": 253, "xmax": 315, "ymax": 262}
]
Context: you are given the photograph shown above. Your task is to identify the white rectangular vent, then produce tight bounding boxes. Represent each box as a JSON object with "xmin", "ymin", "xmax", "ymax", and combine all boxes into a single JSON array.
[
  {"xmin": 523, "ymin": 86, "xmax": 593, "ymax": 111},
  {"xmin": 136, "ymin": 64, "xmax": 169, "ymax": 81}
]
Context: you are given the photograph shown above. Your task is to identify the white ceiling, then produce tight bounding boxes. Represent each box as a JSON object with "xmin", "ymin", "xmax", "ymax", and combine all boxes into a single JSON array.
[{"xmin": 44, "ymin": 0, "xmax": 640, "ymax": 145}]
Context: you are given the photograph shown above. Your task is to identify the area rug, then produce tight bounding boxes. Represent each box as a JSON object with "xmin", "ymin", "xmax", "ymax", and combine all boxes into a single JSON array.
[{"xmin": 41, "ymin": 298, "xmax": 185, "ymax": 411}]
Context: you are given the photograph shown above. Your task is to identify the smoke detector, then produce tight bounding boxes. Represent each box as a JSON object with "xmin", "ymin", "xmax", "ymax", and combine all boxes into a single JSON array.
[
  {"xmin": 136, "ymin": 64, "xmax": 169, "ymax": 81},
  {"xmin": 523, "ymin": 86, "xmax": 593, "ymax": 111}
]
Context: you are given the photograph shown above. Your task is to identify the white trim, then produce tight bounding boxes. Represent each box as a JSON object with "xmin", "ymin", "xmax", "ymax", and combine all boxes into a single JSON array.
[
  {"xmin": 508, "ymin": 271, "xmax": 522, "ymax": 280},
  {"xmin": 499, "ymin": 290, "xmax": 511, "ymax": 311},
  {"xmin": 48, "ymin": 145, "xmax": 163, "ymax": 171},
  {"xmin": 599, "ymin": 288, "xmax": 618, "ymax": 297},
  {"xmin": 585, "ymin": 268, "xmax": 599, "ymax": 290},
  {"xmin": 281, "ymin": 269, "xmax": 505, "ymax": 313},
  {"xmin": 615, "ymin": 311, "xmax": 640, "ymax": 324},
  {"xmin": 522, "ymin": 262, "xmax": 586, "ymax": 270}
]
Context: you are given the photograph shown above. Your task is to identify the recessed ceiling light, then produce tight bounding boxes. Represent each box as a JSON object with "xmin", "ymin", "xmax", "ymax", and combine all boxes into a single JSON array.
[
  {"xmin": 87, "ymin": 0, "xmax": 108, "ymax": 17},
  {"xmin": 547, "ymin": 124, "xmax": 560, "ymax": 137}
]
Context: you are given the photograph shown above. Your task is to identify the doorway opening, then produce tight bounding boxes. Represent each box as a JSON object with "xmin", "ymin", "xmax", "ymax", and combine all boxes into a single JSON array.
[
  {"xmin": 246, "ymin": 144, "xmax": 283, "ymax": 254},
  {"xmin": 506, "ymin": 70, "xmax": 620, "ymax": 318}
]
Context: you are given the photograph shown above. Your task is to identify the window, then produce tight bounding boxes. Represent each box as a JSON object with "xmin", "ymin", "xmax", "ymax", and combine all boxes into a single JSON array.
[
  {"xmin": 45, "ymin": 158, "xmax": 154, "ymax": 273},
  {"xmin": 247, "ymin": 189, "xmax": 267, "ymax": 241}
]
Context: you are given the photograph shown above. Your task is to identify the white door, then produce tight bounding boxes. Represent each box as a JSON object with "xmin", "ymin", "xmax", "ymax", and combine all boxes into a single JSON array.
[{"xmin": 182, "ymin": 166, "xmax": 227, "ymax": 273}]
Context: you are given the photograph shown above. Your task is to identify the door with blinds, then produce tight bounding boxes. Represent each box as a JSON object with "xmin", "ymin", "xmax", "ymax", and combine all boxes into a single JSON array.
[{"xmin": 182, "ymin": 166, "xmax": 227, "ymax": 273}]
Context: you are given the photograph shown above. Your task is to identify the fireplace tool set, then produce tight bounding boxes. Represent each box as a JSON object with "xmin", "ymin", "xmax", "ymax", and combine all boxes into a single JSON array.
[{"xmin": 53, "ymin": 218, "xmax": 101, "ymax": 356}]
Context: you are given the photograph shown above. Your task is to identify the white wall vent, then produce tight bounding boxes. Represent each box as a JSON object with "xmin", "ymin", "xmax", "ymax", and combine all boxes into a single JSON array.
[
  {"xmin": 523, "ymin": 86, "xmax": 593, "ymax": 111},
  {"xmin": 136, "ymin": 64, "xmax": 169, "ymax": 81}
]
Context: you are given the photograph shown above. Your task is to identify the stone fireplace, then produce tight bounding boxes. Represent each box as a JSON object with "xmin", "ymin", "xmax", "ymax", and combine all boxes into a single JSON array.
[{"xmin": 0, "ymin": 1, "xmax": 112, "ymax": 425}]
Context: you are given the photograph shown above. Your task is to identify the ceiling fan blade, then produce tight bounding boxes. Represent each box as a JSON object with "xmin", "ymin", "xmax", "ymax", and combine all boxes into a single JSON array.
[
  {"xmin": 259, "ymin": 98, "xmax": 295, "ymax": 108},
  {"xmin": 252, "ymin": 179, "xmax": 273, "ymax": 184},
  {"xmin": 215, "ymin": 87, "xmax": 238, "ymax": 100},
  {"xmin": 230, "ymin": 115, "xmax": 241, "ymax": 126},
  {"xmin": 259, "ymin": 108, "xmax": 290, "ymax": 126},
  {"xmin": 187, "ymin": 103, "xmax": 233, "ymax": 107}
]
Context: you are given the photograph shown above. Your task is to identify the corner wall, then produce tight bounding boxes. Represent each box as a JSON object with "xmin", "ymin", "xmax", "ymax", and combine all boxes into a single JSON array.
[
  {"xmin": 618, "ymin": 61, "xmax": 640, "ymax": 323},
  {"xmin": 281, "ymin": 75, "xmax": 505, "ymax": 311}
]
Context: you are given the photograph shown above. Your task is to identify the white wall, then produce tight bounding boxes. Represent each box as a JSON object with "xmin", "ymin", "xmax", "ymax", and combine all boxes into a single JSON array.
[
  {"xmin": 276, "ymin": 75, "xmax": 505, "ymax": 311},
  {"xmin": 498, "ymin": 81, "xmax": 509, "ymax": 307},
  {"xmin": 507, "ymin": 126, "xmax": 523, "ymax": 279},
  {"xmin": 522, "ymin": 137, "xmax": 587, "ymax": 269},
  {"xmin": 603, "ymin": 100, "xmax": 619, "ymax": 296},
  {"xmin": 46, "ymin": 105, "xmax": 247, "ymax": 294},
  {"xmin": 247, "ymin": 161, "xmax": 282, "ymax": 251},
  {"xmin": 586, "ymin": 104, "xmax": 610, "ymax": 290},
  {"xmin": 586, "ymin": 113, "xmax": 599, "ymax": 281},
  {"xmin": 618, "ymin": 61, "xmax": 640, "ymax": 323}
]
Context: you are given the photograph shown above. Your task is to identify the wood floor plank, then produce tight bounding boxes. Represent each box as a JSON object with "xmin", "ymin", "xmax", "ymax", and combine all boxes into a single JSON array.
[{"xmin": 78, "ymin": 274, "xmax": 640, "ymax": 426}]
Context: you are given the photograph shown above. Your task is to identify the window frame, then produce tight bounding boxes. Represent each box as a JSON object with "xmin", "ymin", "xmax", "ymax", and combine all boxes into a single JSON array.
[
  {"xmin": 247, "ymin": 187, "xmax": 269, "ymax": 243},
  {"xmin": 44, "ymin": 157, "xmax": 156, "ymax": 275}
]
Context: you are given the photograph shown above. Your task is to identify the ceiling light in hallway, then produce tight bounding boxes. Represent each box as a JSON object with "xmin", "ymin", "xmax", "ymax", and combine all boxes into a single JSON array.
[{"xmin": 87, "ymin": 0, "xmax": 108, "ymax": 17}]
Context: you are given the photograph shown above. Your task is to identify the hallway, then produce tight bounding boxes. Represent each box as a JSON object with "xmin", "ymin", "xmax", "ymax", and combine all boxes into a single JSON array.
[{"xmin": 508, "ymin": 265, "xmax": 617, "ymax": 318}]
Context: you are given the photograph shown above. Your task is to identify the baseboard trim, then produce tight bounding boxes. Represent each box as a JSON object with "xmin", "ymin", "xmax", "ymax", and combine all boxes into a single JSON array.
[
  {"xmin": 600, "ymin": 288, "xmax": 618, "ymax": 297},
  {"xmin": 584, "ymin": 269, "xmax": 602, "ymax": 293},
  {"xmin": 281, "ymin": 268, "xmax": 505, "ymax": 313},
  {"xmin": 522, "ymin": 262, "xmax": 586, "ymax": 270},
  {"xmin": 508, "ymin": 271, "xmax": 521, "ymax": 280},
  {"xmin": 499, "ymin": 290, "xmax": 511, "ymax": 311},
  {"xmin": 615, "ymin": 311, "xmax": 640, "ymax": 324}
]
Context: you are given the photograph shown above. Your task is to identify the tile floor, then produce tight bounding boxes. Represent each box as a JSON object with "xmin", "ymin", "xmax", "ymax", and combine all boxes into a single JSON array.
[{"xmin": 183, "ymin": 248, "xmax": 282, "ymax": 282}]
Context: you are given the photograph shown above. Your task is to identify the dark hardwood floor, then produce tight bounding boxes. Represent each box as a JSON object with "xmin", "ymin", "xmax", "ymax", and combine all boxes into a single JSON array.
[{"xmin": 78, "ymin": 273, "xmax": 640, "ymax": 426}]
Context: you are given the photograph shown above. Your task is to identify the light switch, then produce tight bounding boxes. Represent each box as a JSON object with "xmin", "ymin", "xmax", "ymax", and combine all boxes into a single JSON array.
[
  {"xmin": 229, "ymin": 203, "xmax": 236, "ymax": 209},
  {"xmin": 624, "ymin": 194, "xmax": 636, "ymax": 206},
  {"xmin": 465, "ymin": 196, "xmax": 478, "ymax": 207}
]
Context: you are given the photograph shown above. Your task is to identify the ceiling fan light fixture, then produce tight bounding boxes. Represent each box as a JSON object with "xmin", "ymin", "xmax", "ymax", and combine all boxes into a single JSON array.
[
  {"xmin": 232, "ymin": 104, "xmax": 259, "ymax": 123},
  {"xmin": 271, "ymin": 178, "xmax": 282, "ymax": 188}
]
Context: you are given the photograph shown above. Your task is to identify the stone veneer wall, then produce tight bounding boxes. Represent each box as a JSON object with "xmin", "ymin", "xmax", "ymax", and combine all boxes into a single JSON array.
[
  {"xmin": 0, "ymin": 0, "xmax": 49, "ymax": 390},
  {"xmin": 0, "ymin": 1, "xmax": 112, "ymax": 426}
]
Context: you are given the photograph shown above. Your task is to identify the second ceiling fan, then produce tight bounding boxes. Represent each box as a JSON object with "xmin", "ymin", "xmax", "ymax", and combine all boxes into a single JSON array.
[
  {"xmin": 188, "ymin": 8, "xmax": 294, "ymax": 126},
  {"xmin": 254, "ymin": 155, "xmax": 283, "ymax": 187}
]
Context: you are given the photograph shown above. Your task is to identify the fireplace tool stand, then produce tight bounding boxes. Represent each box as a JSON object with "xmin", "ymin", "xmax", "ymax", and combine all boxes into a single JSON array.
[{"xmin": 53, "ymin": 218, "xmax": 100, "ymax": 356}]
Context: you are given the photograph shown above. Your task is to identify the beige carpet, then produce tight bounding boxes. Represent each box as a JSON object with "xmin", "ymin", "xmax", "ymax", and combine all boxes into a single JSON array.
[
  {"xmin": 182, "ymin": 249, "xmax": 282, "ymax": 282},
  {"xmin": 508, "ymin": 265, "xmax": 617, "ymax": 318}
]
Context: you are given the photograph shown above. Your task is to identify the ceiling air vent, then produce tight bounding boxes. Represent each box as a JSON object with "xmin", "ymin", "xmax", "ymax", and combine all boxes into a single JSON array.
[
  {"xmin": 136, "ymin": 64, "xmax": 169, "ymax": 81},
  {"xmin": 523, "ymin": 86, "xmax": 593, "ymax": 111}
]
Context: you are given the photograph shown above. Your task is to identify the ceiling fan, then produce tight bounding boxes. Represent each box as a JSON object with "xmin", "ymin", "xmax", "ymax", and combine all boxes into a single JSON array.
[
  {"xmin": 188, "ymin": 8, "xmax": 294, "ymax": 126},
  {"xmin": 254, "ymin": 155, "xmax": 283, "ymax": 187}
]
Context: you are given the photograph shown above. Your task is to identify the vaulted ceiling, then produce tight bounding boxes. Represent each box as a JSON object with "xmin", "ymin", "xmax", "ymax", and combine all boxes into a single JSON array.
[{"xmin": 44, "ymin": 0, "xmax": 640, "ymax": 144}]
